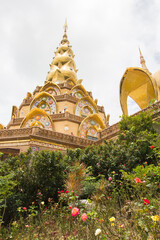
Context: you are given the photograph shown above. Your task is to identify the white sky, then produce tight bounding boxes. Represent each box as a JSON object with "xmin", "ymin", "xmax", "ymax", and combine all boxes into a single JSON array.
[{"xmin": 0, "ymin": 0, "xmax": 160, "ymax": 126}]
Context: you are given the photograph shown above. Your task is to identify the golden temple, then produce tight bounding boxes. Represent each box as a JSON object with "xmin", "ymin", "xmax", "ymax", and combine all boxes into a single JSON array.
[{"xmin": 0, "ymin": 21, "xmax": 160, "ymax": 155}]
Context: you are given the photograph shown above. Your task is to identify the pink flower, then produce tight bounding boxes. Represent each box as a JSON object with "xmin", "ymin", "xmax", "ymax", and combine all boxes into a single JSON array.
[
  {"xmin": 23, "ymin": 207, "xmax": 27, "ymax": 210},
  {"xmin": 108, "ymin": 177, "xmax": 112, "ymax": 181},
  {"xmin": 65, "ymin": 190, "xmax": 69, "ymax": 193},
  {"xmin": 71, "ymin": 207, "xmax": 79, "ymax": 216},
  {"xmin": 144, "ymin": 199, "xmax": 150, "ymax": 205},
  {"xmin": 120, "ymin": 224, "xmax": 125, "ymax": 228},
  {"xmin": 38, "ymin": 192, "xmax": 41, "ymax": 195},
  {"xmin": 150, "ymin": 146, "xmax": 155, "ymax": 149},
  {"xmin": 134, "ymin": 177, "xmax": 141, "ymax": 183},
  {"xmin": 25, "ymin": 225, "xmax": 29, "ymax": 227},
  {"xmin": 81, "ymin": 213, "xmax": 87, "ymax": 221}
]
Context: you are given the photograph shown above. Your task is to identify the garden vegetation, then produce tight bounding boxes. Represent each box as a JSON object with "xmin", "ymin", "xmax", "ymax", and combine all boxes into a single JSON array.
[{"xmin": 0, "ymin": 110, "xmax": 160, "ymax": 239}]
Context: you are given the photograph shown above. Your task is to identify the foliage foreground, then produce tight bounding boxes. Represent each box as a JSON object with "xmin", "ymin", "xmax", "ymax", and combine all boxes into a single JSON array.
[{"xmin": 0, "ymin": 111, "xmax": 160, "ymax": 239}]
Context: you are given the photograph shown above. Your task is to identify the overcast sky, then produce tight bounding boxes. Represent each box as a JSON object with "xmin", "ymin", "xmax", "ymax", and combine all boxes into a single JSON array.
[{"xmin": 0, "ymin": 0, "xmax": 160, "ymax": 126}]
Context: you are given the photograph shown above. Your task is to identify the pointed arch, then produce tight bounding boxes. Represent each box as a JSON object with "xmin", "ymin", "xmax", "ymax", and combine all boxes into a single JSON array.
[
  {"xmin": 40, "ymin": 82, "xmax": 61, "ymax": 96},
  {"xmin": 20, "ymin": 108, "xmax": 54, "ymax": 130},
  {"xmin": 30, "ymin": 92, "xmax": 57, "ymax": 114},
  {"xmin": 78, "ymin": 114, "xmax": 105, "ymax": 140},
  {"xmin": 70, "ymin": 84, "xmax": 88, "ymax": 99},
  {"xmin": 75, "ymin": 96, "xmax": 98, "ymax": 117},
  {"xmin": 120, "ymin": 67, "xmax": 157, "ymax": 115}
]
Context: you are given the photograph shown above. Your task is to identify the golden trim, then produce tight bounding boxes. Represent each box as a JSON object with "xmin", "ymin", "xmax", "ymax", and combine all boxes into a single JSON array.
[{"xmin": 40, "ymin": 82, "xmax": 61, "ymax": 94}]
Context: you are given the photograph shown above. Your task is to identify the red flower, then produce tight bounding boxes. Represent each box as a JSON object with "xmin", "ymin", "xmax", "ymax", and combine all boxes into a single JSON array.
[
  {"xmin": 58, "ymin": 191, "xmax": 61, "ymax": 194},
  {"xmin": 23, "ymin": 207, "xmax": 27, "ymax": 210},
  {"xmin": 61, "ymin": 190, "xmax": 64, "ymax": 193},
  {"xmin": 150, "ymin": 146, "xmax": 155, "ymax": 149},
  {"xmin": 71, "ymin": 207, "xmax": 79, "ymax": 216},
  {"xmin": 134, "ymin": 177, "xmax": 141, "ymax": 183},
  {"xmin": 144, "ymin": 199, "xmax": 150, "ymax": 205},
  {"xmin": 69, "ymin": 206, "xmax": 72, "ymax": 209},
  {"xmin": 108, "ymin": 196, "xmax": 111, "ymax": 199},
  {"xmin": 65, "ymin": 190, "xmax": 69, "ymax": 193}
]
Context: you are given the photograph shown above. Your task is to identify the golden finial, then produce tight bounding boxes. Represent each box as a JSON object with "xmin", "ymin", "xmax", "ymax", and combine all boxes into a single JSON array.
[{"xmin": 64, "ymin": 19, "xmax": 68, "ymax": 33}]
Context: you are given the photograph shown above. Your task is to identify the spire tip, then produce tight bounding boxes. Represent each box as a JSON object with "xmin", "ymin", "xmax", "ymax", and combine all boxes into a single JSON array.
[{"xmin": 64, "ymin": 19, "xmax": 68, "ymax": 33}]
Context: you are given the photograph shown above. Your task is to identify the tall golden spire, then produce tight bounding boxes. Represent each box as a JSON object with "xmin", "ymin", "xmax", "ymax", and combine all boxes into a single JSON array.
[
  {"xmin": 139, "ymin": 47, "xmax": 150, "ymax": 73},
  {"xmin": 45, "ymin": 20, "xmax": 78, "ymax": 84}
]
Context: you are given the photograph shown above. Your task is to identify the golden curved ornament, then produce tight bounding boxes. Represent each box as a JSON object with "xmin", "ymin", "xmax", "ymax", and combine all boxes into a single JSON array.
[
  {"xmin": 120, "ymin": 67, "xmax": 157, "ymax": 115},
  {"xmin": 20, "ymin": 108, "xmax": 54, "ymax": 130}
]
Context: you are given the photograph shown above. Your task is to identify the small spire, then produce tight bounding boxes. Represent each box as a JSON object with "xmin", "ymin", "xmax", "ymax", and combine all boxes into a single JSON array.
[
  {"xmin": 139, "ymin": 47, "xmax": 150, "ymax": 73},
  {"xmin": 64, "ymin": 19, "xmax": 68, "ymax": 33},
  {"xmin": 61, "ymin": 19, "xmax": 69, "ymax": 45}
]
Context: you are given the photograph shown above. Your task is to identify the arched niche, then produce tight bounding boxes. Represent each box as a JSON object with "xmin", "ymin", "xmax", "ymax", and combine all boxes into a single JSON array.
[
  {"xmin": 40, "ymin": 82, "xmax": 61, "ymax": 96},
  {"xmin": 78, "ymin": 114, "xmax": 105, "ymax": 140},
  {"xmin": 120, "ymin": 67, "xmax": 157, "ymax": 115},
  {"xmin": 75, "ymin": 96, "xmax": 98, "ymax": 117},
  {"xmin": 20, "ymin": 108, "xmax": 54, "ymax": 130},
  {"xmin": 71, "ymin": 84, "xmax": 88, "ymax": 99},
  {"xmin": 30, "ymin": 92, "xmax": 57, "ymax": 115}
]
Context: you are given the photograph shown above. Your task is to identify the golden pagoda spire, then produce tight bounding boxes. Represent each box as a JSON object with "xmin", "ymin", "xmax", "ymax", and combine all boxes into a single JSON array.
[
  {"xmin": 45, "ymin": 20, "xmax": 78, "ymax": 84},
  {"xmin": 139, "ymin": 47, "xmax": 150, "ymax": 73}
]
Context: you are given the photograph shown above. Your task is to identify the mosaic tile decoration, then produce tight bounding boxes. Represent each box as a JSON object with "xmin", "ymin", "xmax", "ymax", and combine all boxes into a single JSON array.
[
  {"xmin": 75, "ymin": 99, "xmax": 96, "ymax": 116},
  {"xmin": 79, "ymin": 118, "xmax": 100, "ymax": 140},
  {"xmin": 71, "ymin": 88, "xmax": 84, "ymax": 99},
  {"xmin": 31, "ymin": 95, "xmax": 57, "ymax": 114},
  {"xmin": 24, "ymin": 114, "xmax": 53, "ymax": 130}
]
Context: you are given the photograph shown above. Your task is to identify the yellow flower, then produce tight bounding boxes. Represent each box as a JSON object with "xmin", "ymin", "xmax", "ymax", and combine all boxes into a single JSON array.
[
  {"xmin": 41, "ymin": 201, "xmax": 44, "ymax": 205},
  {"xmin": 111, "ymin": 223, "xmax": 114, "ymax": 226},
  {"xmin": 109, "ymin": 217, "xmax": 115, "ymax": 222},
  {"xmin": 151, "ymin": 215, "xmax": 160, "ymax": 222}
]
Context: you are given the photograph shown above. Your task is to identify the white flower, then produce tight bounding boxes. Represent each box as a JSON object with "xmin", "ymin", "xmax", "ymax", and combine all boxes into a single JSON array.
[
  {"xmin": 41, "ymin": 201, "xmax": 44, "ymax": 205},
  {"xmin": 95, "ymin": 228, "xmax": 101, "ymax": 236}
]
